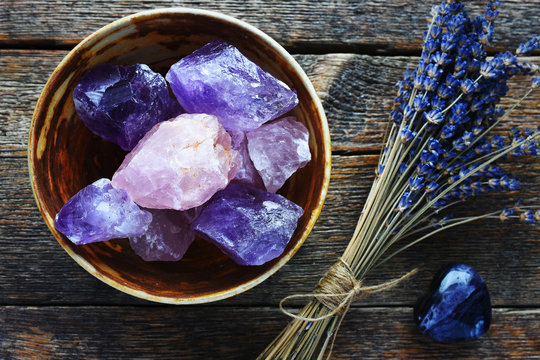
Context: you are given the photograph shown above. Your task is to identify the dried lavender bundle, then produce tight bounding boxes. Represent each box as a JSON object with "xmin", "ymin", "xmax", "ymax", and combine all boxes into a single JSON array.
[{"xmin": 257, "ymin": 1, "xmax": 539, "ymax": 359}]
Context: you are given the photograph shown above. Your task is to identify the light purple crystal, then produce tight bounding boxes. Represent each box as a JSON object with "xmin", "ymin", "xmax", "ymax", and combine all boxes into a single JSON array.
[
  {"xmin": 229, "ymin": 130, "xmax": 265, "ymax": 189},
  {"xmin": 166, "ymin": 40, "xmax": 298, "ymax": 132},
  {"xmin": 129, "ymin": 209, "xmax": 196, "ymax": 262},
  {"xmin": 73, "ymin": 63, "xmax": 182, "ymax": 151},
  {"xmin": 246, "ymin": 116, "xmax": 311, "ymax": 193},
  {"xmin": 192, "ymin": 183, "xmax": 304, "ymax": 266},
  {"xmin": 54, "ymin": 178, "xmax": 152, "ymax": 245}
]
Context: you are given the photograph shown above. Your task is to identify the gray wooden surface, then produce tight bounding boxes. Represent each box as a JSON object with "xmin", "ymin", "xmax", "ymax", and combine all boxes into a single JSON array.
[{"xmin": 0, "ymin": 1, "xmax": 539, "ymax": 358}]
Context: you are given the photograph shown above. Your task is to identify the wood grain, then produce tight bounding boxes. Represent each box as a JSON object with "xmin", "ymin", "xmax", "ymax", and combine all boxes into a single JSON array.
[
  {"xmin": 0, "ymin": 154, "xmax": 537, "ymax": 306},
  {"xmin": 0, "ymin": 306, "xmax": 538, "ymax": 359},
  {"xmin": 1, "ymin": 0, "xmax": 539, "ymax": 53},
  {"xmin": 1, "ymin": 50, "xmax": 538, "ymax": 155}
]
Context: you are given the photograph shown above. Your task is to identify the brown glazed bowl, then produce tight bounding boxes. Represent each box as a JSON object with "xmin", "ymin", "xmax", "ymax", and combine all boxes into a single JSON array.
[{"xmin": 29, "ymin": 8, "xmax": 331, "ymax": 304}]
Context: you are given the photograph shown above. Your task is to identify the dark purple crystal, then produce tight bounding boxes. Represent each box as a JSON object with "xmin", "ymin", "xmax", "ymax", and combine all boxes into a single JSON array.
[
  {"xmin": 192, "ymin": 183, "xmax": 303, "ymax": 265},
  {"xmin": 73, "ymin": 63, "xmax": 182, "ymax": 151},
  {"xmin": 166, "ymin": 40, "xmax": 298, "ymax": 132},
  {"xmin": 54, "ymin": 178, "xmax": 152, "ymax": 245},
  {"xmin": 414, "ymin": 263, "xmax": 492, "ymax": 342}
]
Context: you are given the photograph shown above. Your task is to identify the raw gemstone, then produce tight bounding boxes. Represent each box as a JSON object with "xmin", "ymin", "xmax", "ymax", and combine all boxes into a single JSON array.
[
  {"xmin": 166, "ymin": 40, "xmax": 298, "ymax": 132},
  {"xmin": 246, "ymin": 116, "xmax": 311, "ymax": 192},
  {"xmin": 111, "ymin": 113, "xmax": 240, "ymax": 210},
  {"xmin": 54, "ymin": 178, "xmax": 152, "ymax": 245},
  {"xmin": 414, "ymin": 263, "xmax": 492, "ymax": 343},
  {"xmin": 192, "ymin": 183, "xmax": 304, "ymax": 265},
  {"xmin": 73, "ymin": 63, "xmax": 182, "ymax": 151},
  {"xmin": 129, "ymin": 209, "xmax": 196, "ymax": 262},
  {"xmin": 229, "ymin": 130, "xmax": 265, "ymax": 189}
]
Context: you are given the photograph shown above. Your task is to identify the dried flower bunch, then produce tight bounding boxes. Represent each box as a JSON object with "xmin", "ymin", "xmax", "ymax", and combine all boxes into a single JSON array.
[{"xmin": 258, "ymin": 0, "xmax": 539, "ymax": 358}]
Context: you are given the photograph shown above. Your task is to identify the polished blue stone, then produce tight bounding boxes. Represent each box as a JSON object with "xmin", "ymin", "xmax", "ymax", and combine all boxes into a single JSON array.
[{"xmin": 414, "ymin": 263, "xmax": 491, "ymax": 343}]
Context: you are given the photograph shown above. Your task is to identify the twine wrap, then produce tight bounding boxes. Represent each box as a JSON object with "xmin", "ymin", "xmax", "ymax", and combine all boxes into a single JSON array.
[
  {"xmin": 279, "ymin": 259, "xmax": 417, "ymax": 359},
  {"xmin": 280, "ymin": 258, "xmax": 418, "ymax": 321}
]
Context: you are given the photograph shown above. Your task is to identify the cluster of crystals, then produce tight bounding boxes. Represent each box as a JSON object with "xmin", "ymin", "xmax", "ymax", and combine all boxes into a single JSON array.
[
  {"xmin": 385, "ymin": 0, "xmax": 539, "ymax": 218},
  {"xmin": 414, "ymin": 263, "xmax": 491, "ymax": 343},
  {"xmin": 56, "ymin": 41, "xmax": 310, "ymax": 265}
]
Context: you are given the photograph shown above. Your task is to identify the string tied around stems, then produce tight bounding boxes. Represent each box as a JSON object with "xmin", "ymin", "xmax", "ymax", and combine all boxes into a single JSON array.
[{"xmin": 279, "ymin": 258, "xmax": 417, "ymax": 359}]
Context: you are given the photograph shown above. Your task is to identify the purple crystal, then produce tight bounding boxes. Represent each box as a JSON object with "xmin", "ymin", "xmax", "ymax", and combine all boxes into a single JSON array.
[
  {"xmin": 129, "ymin": 209, "xmax": 196, "ymax": 262},
  {"xmin": 246, "ymin": 117, "xmax": 311, "ymax": 192},
  {"xmin": 166, "ymin": 40, "xmax": 298, "ymax": 132},
  {"xmin": 229, "ymin": 130, "xmax": 265, "ymax": 189},
  {"xmin": 192, "ymin": 183, "xmax": 303, "ymax": 265},
  {"xmin": 54, "ymin": 178, "xmax": 152, "ymax": 245},
  {"xmin": 73, "ymin": 63, "xmax": 182, "ymax": 151}
]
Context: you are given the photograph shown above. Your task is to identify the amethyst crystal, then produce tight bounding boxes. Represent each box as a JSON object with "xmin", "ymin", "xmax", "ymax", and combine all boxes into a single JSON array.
[
  {"xmin": 414, "ymin": 263, "xmax": 492, "ymax": 342},
  {"xmin": 73, "ymin": 63, "xmax": 182, "ymax": 151},
  {"xmin": 54, "ymin": 178, "xmax": 152, "ymax": 245},
  {"xmin": 129, "ymin": 209, "xmax": 196, "ymax": 262},
  {"xmin": 229, "ymin": 130, "xmax": 265, "ymax": 189},
  {"xmin": 246, "ymin": 116, "xmax": 311, "ymax": 192},
  {"xmin": 166, "ymin": 40, "xmax": 298, "ymax": 132},
  {"xmin": 192, "ymin": 183, "xmax": 303, "ymax": 265}
]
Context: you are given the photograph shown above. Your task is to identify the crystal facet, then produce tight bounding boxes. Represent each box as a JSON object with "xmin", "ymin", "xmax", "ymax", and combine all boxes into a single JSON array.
[
  {"xmin": 414, "ymin": 263, "xmax": 492, "ymax": 343},
  {"xmin": 166, "ymin": 40, "xmax": 298, "ymax": 132},
  {"xmin": 246, "ymin": 117, "xmax": 311, "ymax": 192},
  {"xmin": 54, "ymin": 178, "xmax": 152, "ymax": 245},
  {"xmin": 73, "ymin": 63, "xmax": 182, "ymax": 151},
  {"xmin": 129, "ymin": 209, "xmax": 195, "ymax": 262},
  {"xmin": 111, "ymin": 113, "xmax": 240, "ymax": 210},
  {"xmin": 229, "ymin": 130, "xmax": 265, "ymax": 189},
  {"xmin": 192, "ymin": 183, "xmax": 303, "ymax": 265}
]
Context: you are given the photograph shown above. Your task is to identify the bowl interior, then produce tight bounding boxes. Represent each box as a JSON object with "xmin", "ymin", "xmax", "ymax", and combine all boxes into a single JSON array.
[{"xmin": 29, "ymin": 9, "xmax": 330, "ymax": 303}]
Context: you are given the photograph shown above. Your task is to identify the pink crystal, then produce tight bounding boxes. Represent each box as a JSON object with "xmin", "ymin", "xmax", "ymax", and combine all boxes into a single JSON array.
[
  {"xmin": 229, "ymin": 130, "xmax": 265, "ymax": 189},
  {"xmin": 111, "ymin": 113, "xmax": 240, "ymax": 210},
  {"xmin": 246, "ymin": 117, "xmax": 311, "ymax": 192},
  {"xmin": 129, "ymin": 209, "xmax": 195, "ymax": 262}
]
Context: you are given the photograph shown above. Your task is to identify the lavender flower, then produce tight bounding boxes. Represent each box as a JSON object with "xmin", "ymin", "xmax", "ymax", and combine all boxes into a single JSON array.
[{"xmin": 259, "ymin": 2, "xmax": 538, "ymax": 359}]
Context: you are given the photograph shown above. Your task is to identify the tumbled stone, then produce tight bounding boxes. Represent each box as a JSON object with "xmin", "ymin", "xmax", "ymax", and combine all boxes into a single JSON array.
[
  {"xmin": 229, "ymin": 130, "xmax": 265, "ymax": 189},
  {"xmin": 111, "ymin": 113, "xmax": 240, "ymax": 210},
  {"xmin": 192, "ymin": 183, "xmax": 303, "ymax": 265},
  {"xmin": 166, "ymin": 40, "xmax": 298, "ymax": 132},
  {"xmin": 414, "ymin": 263, "xmax": 492, "ymax": 343},
  {"xmin": 129, "ymin": 209, "xmax": 195, "ymax": 262},
  {"xmin": 73, "ymin": 63, "xmax": 182, "ymax": 151},
  {"xmin": 246, "ymin": 116, "xmax": 311, "ymax": 192},
  {"xmin": 54, "ymin": 178, "xmax": 152, "ymax": 245}
]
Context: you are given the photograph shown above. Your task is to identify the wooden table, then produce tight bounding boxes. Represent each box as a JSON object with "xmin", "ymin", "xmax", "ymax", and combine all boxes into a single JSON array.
[{"xmin": 1, "ymin": 1, "xmax": 539, "ymax": 358}]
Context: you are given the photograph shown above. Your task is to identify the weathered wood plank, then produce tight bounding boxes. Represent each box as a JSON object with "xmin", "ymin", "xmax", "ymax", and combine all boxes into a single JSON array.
[
  {"xmin": 0, "ymin": 306, "xmax": 538, "ymax": 359},
  {"xmin": 0, "ymin": 154, "xmax": 537, "ymax": 306},
  {"xmin": 1, "ymin": 0, "xmax": 538, "ymax": 52},
  {"xmin": 1, "ymin": 50, "xmax": 538, "ymax": 155}
]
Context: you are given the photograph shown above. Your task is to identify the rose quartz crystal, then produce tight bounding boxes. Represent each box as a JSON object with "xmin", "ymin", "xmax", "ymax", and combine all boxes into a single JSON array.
[
  {"xmin": 112, "ymin": 113, "xmax": 240, "ymax": 210},
  {"xmin": 246, "ymin": 117, "xmax": 311, "ymax": 192}
]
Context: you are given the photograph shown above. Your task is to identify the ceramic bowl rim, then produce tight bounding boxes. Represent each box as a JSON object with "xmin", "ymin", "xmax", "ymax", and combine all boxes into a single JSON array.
[{"xmin": 28, "ymin": 7, "xmax": 332, "ymax": 304}]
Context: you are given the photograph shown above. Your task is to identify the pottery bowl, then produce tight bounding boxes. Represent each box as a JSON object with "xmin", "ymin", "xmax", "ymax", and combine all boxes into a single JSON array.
[{"xmin": 29, "ymin": 8, "xmax": 331, "ymax": 304}]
